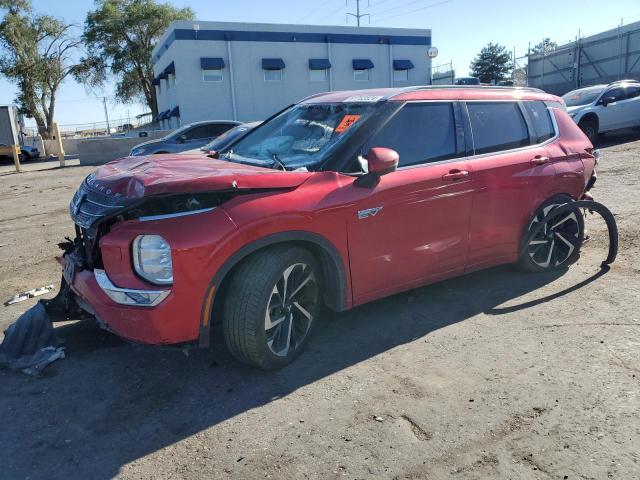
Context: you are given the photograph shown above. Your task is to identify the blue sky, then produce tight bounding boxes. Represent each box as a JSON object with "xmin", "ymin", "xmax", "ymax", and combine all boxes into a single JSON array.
[{"xmin": 1, "ymin": 0, "xmax": 639, "ymax": 130}]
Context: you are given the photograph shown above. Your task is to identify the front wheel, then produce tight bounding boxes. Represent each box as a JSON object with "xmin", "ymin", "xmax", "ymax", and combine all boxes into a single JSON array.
[
  {"xmin": 579, "ymin": 119, "xmax": 598, "ymax": 144},
  {"xmin": 223, "ymin": 246, "xmax": 321, "ymax": 370},
  {"xmin": 518, "ymin": 196, "xmax": 584, "ymax": 272}
]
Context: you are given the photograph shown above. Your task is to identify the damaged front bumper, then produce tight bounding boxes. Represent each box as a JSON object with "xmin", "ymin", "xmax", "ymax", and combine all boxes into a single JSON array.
[{"xmin": 44, "ymin": 253, "xmax": 196, "ymax": 345}]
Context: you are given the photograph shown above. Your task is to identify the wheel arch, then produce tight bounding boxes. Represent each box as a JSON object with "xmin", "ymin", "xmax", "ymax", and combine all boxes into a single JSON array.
[
  {"xmin": 578, "ymin": 112, "xmax": 599, "ymax": 131},
  {"xmin": 198, "ymin": 231, "xmax": 349, "ymax": 347}
]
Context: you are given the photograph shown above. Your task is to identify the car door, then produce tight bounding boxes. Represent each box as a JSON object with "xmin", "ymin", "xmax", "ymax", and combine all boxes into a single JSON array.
[
  {"xmin": 464, "ymin": 100, "xmax": 558, "ymax": 270},
  {"xmin": 616, "ymin": 85, "xmax": 640, "ymax": 128},
  {"xmin": 344, "ymin": 101, "xmax": 474, "ymax": 305},
  {"xmin": 596, "ymin": 86, "xmax": 628, "ymax": 131}
]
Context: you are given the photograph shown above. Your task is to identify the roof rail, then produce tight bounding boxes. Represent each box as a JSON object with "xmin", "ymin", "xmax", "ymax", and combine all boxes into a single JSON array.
[
  {"xmin": 394, "ymin": 85, "xmax": 546, "ymax": 95},
  {"xmin": 607, "ymin": 79, "xmax": 640, "ymax": 86}
]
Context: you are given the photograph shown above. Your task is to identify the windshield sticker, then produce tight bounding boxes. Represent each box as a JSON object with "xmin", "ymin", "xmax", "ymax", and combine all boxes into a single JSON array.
[{"xmin": 335, "ymin": 114, "xmax": 361, "ymax": 133}]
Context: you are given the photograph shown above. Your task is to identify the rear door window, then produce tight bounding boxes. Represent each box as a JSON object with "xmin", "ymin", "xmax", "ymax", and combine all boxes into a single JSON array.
[
  {"xmin": 523, "ymin": 101, "xmax": 555, "ymax": 144},
  {"xmin": 184, "ymin": 125, "xmax": 211, "ymax": 140},
  {"xmin": 467, "ymin": 102, "xmax": 529, "ymax": 155},
  {"xmin": 363, "ymin": 102, "xmax": 458, "ymax": 167}
]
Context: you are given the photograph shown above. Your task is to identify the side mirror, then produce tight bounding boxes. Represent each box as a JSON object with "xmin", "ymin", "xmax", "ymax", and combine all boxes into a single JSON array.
[
  {"xmin": 206, "ymin": 150, "xmax": 219, "ymax": 159},
  {"xmin": 355, "ymin": 147, "xmax": 399, "ymax": 188},
  {"xmin": 601, "ymin": 96, "xmax": 615, "ymax": 107}
]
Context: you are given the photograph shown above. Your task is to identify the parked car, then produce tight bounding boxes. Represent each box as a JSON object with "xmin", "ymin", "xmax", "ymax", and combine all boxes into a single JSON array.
[
  {"xmin": 0, "ymin": 143, "xmax": 40, "ymax": 162},
  {"xmin": 178, "ymin": 121, "xmax": 261, "ymax": 156},
  {"xmin": 454, "ymin": 77, "xmax": 480, "ymax": 85},
  {"xmin": 563, "ymin": 80, "xmax": 640, "ymax": 142},
  {"xmin": 129, "ymin": 120, "xmax": 241, "ymax": 156},
  {"xmin": 59, "ymin": 86, "xmax": 596, "ymax": 370}
]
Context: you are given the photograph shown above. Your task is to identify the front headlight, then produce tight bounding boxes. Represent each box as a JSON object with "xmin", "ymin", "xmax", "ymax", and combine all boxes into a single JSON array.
[
  {"xmin": 132, "ymin": 235, "xmax": 173, "ymax": 285},
  {"xmin": 130, "ymin": 147, "xmax": 144, "ymax": 156}
]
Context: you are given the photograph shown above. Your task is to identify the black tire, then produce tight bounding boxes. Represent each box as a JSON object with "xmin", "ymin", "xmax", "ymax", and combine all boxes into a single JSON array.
[
  {"xmin": 20, "ymin": 151, "xmax": 30, "ymax": 162},
  {"xmin": 222, "ymin": 245, "xmax": 322, "ymax": 370},
  {"xmin": 518, "ymin": 195, "xmax": 584, "ymax": 273},
  {"xmin": 579, "ymin": 118, "xmax": 598, "ymax": 144}
]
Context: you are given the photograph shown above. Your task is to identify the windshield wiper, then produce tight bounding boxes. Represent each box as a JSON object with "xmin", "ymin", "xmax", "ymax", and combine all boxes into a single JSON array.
[{"xmin": 270, "ymin": 152, "xmax": 287, "ymax": 171}]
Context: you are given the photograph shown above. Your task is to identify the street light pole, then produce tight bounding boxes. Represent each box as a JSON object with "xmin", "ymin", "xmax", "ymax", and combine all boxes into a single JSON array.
[{"xmin": 102, "ymin": 97, "xmax": 111, "ymax": 135}]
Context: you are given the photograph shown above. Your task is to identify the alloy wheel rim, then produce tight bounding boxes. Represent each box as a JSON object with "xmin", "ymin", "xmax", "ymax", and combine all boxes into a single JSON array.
[
  {"xmin": 265, "ymin": 263, "xmax": 318, "ymax": 357},
  {"xmin": 528, "ymin": 204, "xmax": 582, "ymax": 268}
]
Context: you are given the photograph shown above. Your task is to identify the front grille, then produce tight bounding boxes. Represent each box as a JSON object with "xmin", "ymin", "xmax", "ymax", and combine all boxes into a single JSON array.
[{"xmin": 70, "ymin": 181, "xmax": 127, "ymax": 229}]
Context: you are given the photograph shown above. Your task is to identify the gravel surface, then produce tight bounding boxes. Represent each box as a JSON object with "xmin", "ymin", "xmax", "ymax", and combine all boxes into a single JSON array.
[{"xmin": 1, "ymin": 133, "xmax": 639, "ymax": 479}]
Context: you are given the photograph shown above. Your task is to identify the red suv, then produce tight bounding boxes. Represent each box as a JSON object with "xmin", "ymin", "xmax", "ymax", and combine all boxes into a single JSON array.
[{"xmin": 60, "ymin": 86, "xmax": 597, "ymax": 369}]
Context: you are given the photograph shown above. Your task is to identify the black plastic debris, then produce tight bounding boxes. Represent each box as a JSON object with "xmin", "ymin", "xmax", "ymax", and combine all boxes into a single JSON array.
[{"xmin": 0, "ymin": 302, "xmax": 65, "ymax": 376}]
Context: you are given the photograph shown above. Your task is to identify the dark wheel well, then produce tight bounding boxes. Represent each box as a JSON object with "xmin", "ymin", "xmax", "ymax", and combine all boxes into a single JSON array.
[
  {"xmin": 202, "ymin": 234, "xmax": 348, "ymax": 347},
  {"xmin": 579, "ymin": 113, "xmax": 599, "ymax": 131},
  {"xmin": 20, "ymin": 150, "xmax": 31, "ymax": 160}
]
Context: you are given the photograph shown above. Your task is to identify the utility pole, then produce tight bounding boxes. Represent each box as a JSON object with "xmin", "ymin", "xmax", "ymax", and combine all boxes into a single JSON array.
[
  {"xmin": 102, "ymin": 97, "xmax": 111, "ymax": 136},
  {"xmin": 346, "ymin": 0, "xmax": 369, "ymax": 27}
]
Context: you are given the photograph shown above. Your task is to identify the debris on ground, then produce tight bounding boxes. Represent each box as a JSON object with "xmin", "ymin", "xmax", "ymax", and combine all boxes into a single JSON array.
[
  {"xmin": 4, "ymin": 285, "xmax": 55, "ymax": 306},
  {"xmin": 0, "ymin": 302, "xmax": 65, "ymax": 376}
]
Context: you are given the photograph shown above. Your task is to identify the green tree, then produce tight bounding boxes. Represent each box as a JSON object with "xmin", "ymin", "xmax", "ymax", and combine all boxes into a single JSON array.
[
  {"xmin": 77, "ymin": 0, "xmax": 194, "ymax": 117},
  {"xmin": 532, "ymin": 37, "xmax": 557, "ymax": 55},
  {"xmin": 469, "ymin": 42, "xmax": 512, "ymax": 84},
  {"xmin": 0, "ymin": 0, "xmax": 81, "ymax": 138}
]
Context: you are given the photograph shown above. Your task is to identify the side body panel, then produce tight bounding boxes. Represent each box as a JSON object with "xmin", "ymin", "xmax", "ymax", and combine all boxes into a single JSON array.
[
  {"xmin": 342, "ymin": 163, "xmax": 474, "ymax": 305},
  {"xmin": 465, "ymin": 146, "xmax": 557, "ymax": 270}
]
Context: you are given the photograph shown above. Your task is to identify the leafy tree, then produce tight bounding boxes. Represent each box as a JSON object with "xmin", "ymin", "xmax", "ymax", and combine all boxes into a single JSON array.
[
  {"xmin": 0, "ymin": 0, "xmax": 81, "ymax": 138},
  {"xmin": 532, "ymin": 38, "xmax": 557, "ymax": 55},
  {"xmin": 469, "ymin": 42, "xmax": 512, "ymax": 84},
  {"xmin": 77, "ymin": 0, "xmax": 194, "ymax": 117}
]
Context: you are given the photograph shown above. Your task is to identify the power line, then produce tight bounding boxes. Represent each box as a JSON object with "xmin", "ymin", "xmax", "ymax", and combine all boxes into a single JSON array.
[
  {"xmin": 316, "ymin": 1, "xmax": 347, "ymax": 23},
  {"xmin": 370, "ymin": 0, "xmax": 452, "ymax": 23},
  {"xmin": 296, "ymin": 0, "xmax": 334, "ymax": 23},
  {"xmin": 369, "ymin": 0, "xmax": 432, "ymax": 18}
]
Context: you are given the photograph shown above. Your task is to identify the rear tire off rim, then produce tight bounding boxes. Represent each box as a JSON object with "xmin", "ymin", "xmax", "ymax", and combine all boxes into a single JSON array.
[
  {"xmin": 265, "ymin": 263, "xmax": 318, "ymax": 357},
  {"xmin": 527, "ymin": 204, "xmax": 582, "ymax": 268}
]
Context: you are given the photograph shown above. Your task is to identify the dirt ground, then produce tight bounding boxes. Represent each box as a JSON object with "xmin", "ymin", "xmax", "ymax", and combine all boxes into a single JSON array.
[{"xmin": 1, "ymin": 134, "xmax": 639, "ymax": 480}]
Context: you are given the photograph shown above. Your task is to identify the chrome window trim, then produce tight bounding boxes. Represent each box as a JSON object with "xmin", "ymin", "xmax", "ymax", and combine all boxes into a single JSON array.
[
  {"xmin": 138, "ymin": 207, "xmax": 216, "ymax": 222},
  {"xmin": 391, "ymin": 100, "xmax": 559, "ymax": 171}
]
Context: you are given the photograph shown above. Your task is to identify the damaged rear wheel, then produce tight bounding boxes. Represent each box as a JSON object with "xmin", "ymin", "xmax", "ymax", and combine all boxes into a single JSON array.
[{"xmin": 518, "ymin": 195, "xmax": 584, "ymax": 272}]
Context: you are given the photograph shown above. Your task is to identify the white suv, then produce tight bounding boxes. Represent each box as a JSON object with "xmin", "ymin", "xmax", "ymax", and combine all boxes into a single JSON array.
[{"xmin": 563, "ymin": 80, "xmax": 640, "ymax": 142}]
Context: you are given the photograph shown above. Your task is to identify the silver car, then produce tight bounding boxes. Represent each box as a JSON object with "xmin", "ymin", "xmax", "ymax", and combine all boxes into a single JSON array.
[
  {"xmin": 563, "ymin": 80, "xmax": 640, "ymax": 142},
  {"xmin": 129, "ymin": 120, "xmax": 241, "ymax": 156}
]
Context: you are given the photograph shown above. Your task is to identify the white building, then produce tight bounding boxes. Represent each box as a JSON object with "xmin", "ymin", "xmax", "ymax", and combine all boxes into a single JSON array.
[{"xmin": 152, "ymin": 21, "xmax": 432, "ymax": 127}]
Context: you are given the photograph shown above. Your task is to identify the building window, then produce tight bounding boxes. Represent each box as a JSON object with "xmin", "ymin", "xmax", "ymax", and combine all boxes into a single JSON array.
[
  {"xmin": 393, "ymin": 69, "xmax": 408, "ymax": 82},
  {"xmin": 203, "ymin": 69, "xmax": 223, "ymax": 82},
  {"xmin": 354, "ymin": 69, "xmax": 369, "ymax": 82},
  {"xmin": 264, "ymin": 69, "xmax": 282, "ymax": 82},
  {"xmin": 310, "ymin": 69, "xmax": 327, "ymax": 82},
  {"xmin": 166, "ymin": 74, "xmax": 172, "ymax": 90}
]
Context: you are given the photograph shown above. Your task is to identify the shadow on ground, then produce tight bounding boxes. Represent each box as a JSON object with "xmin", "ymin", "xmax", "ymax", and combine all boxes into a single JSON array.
[{"xmin": 0, "ymin": 262, "xmax": 608, "ymax": 479}]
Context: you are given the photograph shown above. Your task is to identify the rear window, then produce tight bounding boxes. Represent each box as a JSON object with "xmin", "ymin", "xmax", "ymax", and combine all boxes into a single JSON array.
[
  {"xmin": 467, "ymin": 102, "xmax": 529, "ymax": 155},
  {"xmin": 523, "ymin": 101, "xmax": 555, "ymax": 143},
  {"xmin": 363, "ymin": 102, "xmax": 458, "ymax": 167}
]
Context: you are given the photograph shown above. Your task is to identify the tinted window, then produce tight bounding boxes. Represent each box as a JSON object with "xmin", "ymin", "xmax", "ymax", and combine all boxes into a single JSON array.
[
  {"xmin": 183, "ymin": 125, "xmax": 210, "ymax": 140},
  {"xmin": 205, "ymin": 124, "xmax": 231, "ymax": 138},
  {"xmin": 523, "ymin": 101, "xmax": 555, "ymax": 143},
  {"xmin": 623, "ymin": 85, "xmax": 640, "ymax": 100},
  {"xmin": 363, "ymin": 102, "xmax": 457, "ymax": 167},
  {"xmin": 467, "ymin": 102, "xmax": 529, "ymax": 155},
  {"xmin": 601, "ymin": 87, "xmax": 625, "ymax": 103}
]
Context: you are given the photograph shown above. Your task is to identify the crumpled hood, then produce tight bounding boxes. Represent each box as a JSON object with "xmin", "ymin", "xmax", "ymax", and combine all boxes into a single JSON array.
[{"xmin": 88, "ymin": 154, "xmax": 313, "ymax": 198}]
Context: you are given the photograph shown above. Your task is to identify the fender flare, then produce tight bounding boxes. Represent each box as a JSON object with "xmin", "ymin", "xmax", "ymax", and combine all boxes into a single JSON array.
[
  {"xmin": 198, "ymin": 231, "xmax": 349, "ymax": 347},
  {"xmin": 519, "ymin": 200, "xmax": 618, "ymax": 267}
]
